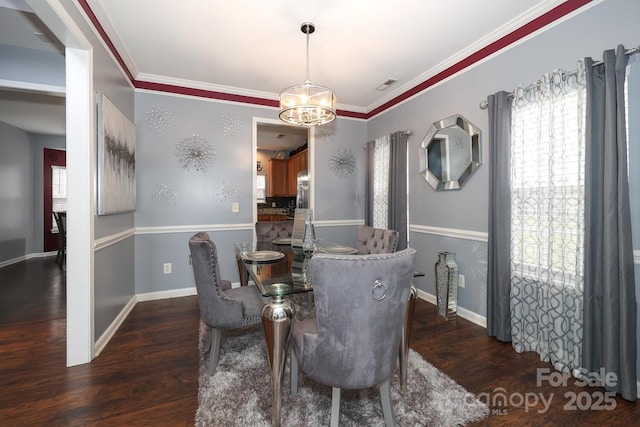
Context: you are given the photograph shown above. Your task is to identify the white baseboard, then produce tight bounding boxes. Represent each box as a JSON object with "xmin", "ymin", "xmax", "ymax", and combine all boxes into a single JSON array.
[
  {"xmin": 94, "ymin": 295, "xmax": 137, "ymax": 358},
  {"xmin": 135, "ymin": 287, "xmax": 198, "ymax": 302},
  {"xmin": 135, "ymin": 281, "xmax": 245, "ymax": 300},
  {"xmin": 415, "ymin": 288, "xmax": 487, "ymax": 328},
  {"xmin": 0, "ymin": 252, "xmax": 56, "ymax": 269}
]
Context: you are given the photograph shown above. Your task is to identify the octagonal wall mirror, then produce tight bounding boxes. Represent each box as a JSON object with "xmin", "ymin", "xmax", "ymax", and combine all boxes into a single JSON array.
[{"xmin": 419, "ymin": 114, "xmax": 481, "ymax": 191}]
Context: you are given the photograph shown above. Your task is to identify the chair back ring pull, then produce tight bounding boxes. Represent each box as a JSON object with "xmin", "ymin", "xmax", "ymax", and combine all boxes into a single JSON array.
[{"xmin": 371, "ymin": 280, "xmax": 387, "ymax": 301}]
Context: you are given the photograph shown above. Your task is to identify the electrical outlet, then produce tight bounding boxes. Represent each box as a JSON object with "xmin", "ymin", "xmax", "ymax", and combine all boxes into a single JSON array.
[
  {"xmin": 163, "ymin": 263, "xmax": 172, "ymax": 274},
  {"xmin": 458, "ymin": 274, "xmax": 465, "ymax": 288},
  {"xmin": 231, "ymin": 202, "xmax": 239, "ymax": 213}
]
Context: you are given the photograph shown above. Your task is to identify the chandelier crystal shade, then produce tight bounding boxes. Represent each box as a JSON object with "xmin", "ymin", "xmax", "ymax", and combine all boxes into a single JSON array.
[{"xmin": 279, "ymin": 23, "xmax": 336, "ymax": 126}]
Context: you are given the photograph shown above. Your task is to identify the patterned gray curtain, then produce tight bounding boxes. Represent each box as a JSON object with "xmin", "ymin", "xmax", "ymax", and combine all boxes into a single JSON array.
[
  {"xmin": 364, "ymin": 132, "xmax": 409, "ymax": 250},
  {"xmin": 486, "ymin": 91, "xmax": 512, "ymax": 342},
  {"xmin": 509, "ymin": 65, "xmax": 586, "ymax": 373},
  {"xmin": 364, "ymin": 141, "xmax": 375, "ymax": 227},
  {"xmin": 583, "ymin": 45, "xmax": 637, "ymax": 401}
]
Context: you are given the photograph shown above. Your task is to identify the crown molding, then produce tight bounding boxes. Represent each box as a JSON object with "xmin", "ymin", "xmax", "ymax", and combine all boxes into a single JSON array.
[
  {"xmin": 137, "ymin": 72, "xmax": 278, "ymax": 101},
  {"xmin": 78, "ymin": 0, "xmax": 597, "ymax": 119}
]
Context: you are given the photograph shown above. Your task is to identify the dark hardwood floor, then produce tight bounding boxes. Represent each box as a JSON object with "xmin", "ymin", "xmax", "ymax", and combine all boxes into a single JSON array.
[{"xmin": 0, "ymin": 257, "xmax": 638, "ymax": 425}]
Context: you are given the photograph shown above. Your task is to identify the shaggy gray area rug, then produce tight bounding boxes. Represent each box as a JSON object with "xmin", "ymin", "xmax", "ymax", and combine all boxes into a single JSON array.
[{"xmin": 195, "ymin": 299, "xmax": 488, "ymax": 426}]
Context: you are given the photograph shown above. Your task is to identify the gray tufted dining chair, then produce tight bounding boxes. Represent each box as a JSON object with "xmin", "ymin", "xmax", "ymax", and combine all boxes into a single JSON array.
[
  {"xmin": 290, "ymin": 248, "xmax": 417, "ymax": 427},
  {"xmin": 354, "ymin": 225, "xmax": 399, "ymax": 254},
  {"xmin": 188, "ymin": 232, "xmax": 269, "ymax": 376},
  {"xmin": 255, "ymin": 220, "xmax": 294, "ymax": 243}
]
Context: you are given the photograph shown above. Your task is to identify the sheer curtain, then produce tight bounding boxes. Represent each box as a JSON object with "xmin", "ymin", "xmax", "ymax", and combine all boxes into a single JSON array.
[
  {"xmin": 364, "ymin": 131, "xmax": 408, "ymax": 250},
  {"xmin": 509, "ymin": 65, "xmax": 587, "ymax": 372},
  {"xmin": 372, "ymin": 135, "xmax": 390, "ymax": 229}
]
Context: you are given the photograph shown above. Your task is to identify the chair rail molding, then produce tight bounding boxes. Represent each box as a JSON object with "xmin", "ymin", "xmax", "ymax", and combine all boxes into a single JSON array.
[
  {"xmin": 314, "ymin": 219, "xmax": 365, "ymax": 227},
  {"xmin": 410, "ymin": 224, "xmax": 488, "ymax": 242},
  {"xmin": 94, "ymin": 228, "xmax": 135, "ymax": 251},
  {"xmin": 135, "ymin": 223, "xmax": 253, "ymax": 235}
]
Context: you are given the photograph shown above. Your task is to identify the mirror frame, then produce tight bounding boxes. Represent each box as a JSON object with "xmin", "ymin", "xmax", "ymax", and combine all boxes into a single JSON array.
[{"xmin": 419, "ymin": 114, "xmax": 481, "ymax": 191}]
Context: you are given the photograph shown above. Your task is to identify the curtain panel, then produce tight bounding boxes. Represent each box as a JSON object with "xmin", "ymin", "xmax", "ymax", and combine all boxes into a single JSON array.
[
  {"xmin": 364, "ymin": 132, "xmax": 409, "ymax": 250},
  {"xmin": 583, "ymin": 45, "xmax": 637, "ymax": 401},
  {"xmin": 486, "ymin": 91, "xmax": 513, "ymax": 342}
]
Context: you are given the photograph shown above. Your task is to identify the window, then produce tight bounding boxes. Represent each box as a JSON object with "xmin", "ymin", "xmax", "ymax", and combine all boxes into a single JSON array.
[
  {"xmin": 256, "ymin": 174, "xmax": 266, "ymax": 203},
  {"xmin": 51, "ymin": 166, "xmax": 67, "ymax": 232},
  {"xmin": 510, "ymin": 72, "xmax": 585, "ymax": 288}
]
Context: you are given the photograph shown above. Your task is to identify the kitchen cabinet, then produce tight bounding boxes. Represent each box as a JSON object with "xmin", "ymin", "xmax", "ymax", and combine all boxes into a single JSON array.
[
  {"xmin": 257, "ymin": 213, "xmax": 288, "ymax": 221},
  {"xmin": 268, "ymin": 159, "xmax": 288, "ymax": 197},
  {"xmin": 269, "ymin": 149, "xmax": 307, "ymax": 197}
]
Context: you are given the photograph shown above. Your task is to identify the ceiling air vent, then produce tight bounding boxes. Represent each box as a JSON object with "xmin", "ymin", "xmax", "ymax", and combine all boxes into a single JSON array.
[{"xmin": 375, "ymin": 78, "xmax": 398, "ymax": 91}]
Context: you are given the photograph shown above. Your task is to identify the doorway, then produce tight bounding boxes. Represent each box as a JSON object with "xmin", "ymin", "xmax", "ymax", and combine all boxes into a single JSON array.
[
  {"xmin": 253, "ymin": 118, "xmax": 314, "ymax": 229},
  {"xmin": 28, "ymin": 0, "xmax": 95, "ymax": 366},
  {"xmin": 43, "ymin": 148, "xmax": 66, "ymax": 252},
  {"xmin": 252, "ymin": 117, "xmax": 315, "ymax": 229}
]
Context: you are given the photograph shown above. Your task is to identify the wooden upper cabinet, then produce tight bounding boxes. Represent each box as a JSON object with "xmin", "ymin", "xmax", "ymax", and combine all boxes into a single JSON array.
[
  {"xmin": 269, "ymin": 149, "xmax": 308, "ymax": 197},
  {"xmin": 268, "ymin": 159, "xmax": 288, "ymax": 197}
]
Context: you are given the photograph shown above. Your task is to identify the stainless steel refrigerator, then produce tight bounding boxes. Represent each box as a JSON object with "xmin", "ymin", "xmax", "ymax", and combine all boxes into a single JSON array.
[{"xmin": 296, "ymin": 169, "xmax": 309, "ymax": 208}]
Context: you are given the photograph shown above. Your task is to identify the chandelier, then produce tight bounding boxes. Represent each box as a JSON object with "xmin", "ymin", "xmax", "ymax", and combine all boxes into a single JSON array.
[{"xmin": 279, "ymin": 23, "xmax": 336, "ymax": 126}]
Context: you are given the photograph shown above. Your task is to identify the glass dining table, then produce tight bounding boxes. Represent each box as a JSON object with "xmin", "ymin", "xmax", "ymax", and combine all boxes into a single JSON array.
[{"xmin": 235, "ymin": 239, "xmax": 422, "ymax": 427}]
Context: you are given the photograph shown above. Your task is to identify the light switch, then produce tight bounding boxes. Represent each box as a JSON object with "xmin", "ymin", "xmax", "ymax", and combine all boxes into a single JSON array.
[{"xmin": 231, "ymin": 202, "xmax": 239, "ymax": 212}]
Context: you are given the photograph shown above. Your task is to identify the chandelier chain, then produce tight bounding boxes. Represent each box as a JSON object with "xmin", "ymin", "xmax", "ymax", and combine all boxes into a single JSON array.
[{"xmin": 305, "ymin": 24, "xmax": 310, "ymax": 83}]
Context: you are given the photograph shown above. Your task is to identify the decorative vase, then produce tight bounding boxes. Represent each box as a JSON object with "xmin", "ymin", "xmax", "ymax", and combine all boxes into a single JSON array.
[
  {"xmin": 302, "ymin": 209, "xmax": 316, "ymax": 254},
  {"xmin": 435, "ymin": 251, "xmax": 458, "ymax": 320}
]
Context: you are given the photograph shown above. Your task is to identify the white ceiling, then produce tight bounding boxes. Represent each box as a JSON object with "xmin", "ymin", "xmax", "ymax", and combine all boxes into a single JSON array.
[
  {"xmin": 90, "ymin": 0, "xmax": 560, "ymax": 111},
  {"xmin": 0, "ymin": 0, "xmax": 568, "ymax": 138}
]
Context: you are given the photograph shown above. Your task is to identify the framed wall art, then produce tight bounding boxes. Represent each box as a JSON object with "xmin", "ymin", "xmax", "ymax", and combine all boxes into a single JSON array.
[{"xmin": 97, "ymin": 92, "xmax": 136, "ymax": 215}]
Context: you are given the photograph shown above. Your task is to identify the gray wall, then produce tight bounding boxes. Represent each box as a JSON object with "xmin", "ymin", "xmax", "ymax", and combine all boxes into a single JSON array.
[
  {"xmin": 0, "ymin": 121, "xmax": 33, "ymax": 262},
  {"xmin": 368, "ymin": 0, "xmax": 640, "ymax": 378},
  {"xmin": 0, "ymin": 44, "xmax": 65, "ymax": 87},
  {"xmin": 0, "ymin": 124, "xmax": 64, "ymax": 262},
  {"xmin": 133, "ymin": 92, "xmax": 367, "ymax": 293}
]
